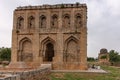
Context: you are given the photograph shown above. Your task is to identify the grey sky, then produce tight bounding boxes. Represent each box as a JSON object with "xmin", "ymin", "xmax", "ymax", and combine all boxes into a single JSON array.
[{"xmin": 0, "ymin": 0, "xmax": 120, "ymax": 57}]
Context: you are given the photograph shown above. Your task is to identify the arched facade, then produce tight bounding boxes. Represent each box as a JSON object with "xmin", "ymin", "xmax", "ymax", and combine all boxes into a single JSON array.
[
  {"xmin": 44, "ymin": 43, "xmax": 54, "ymax": 61},
  {"xmin": 28, "ymin": 16, "xmax": 35, "ymax": 29},
  {"xmin": 17, "ymin": 16, "xmax": 24, "ymax": 29},
  {"xmin": 40, "ymin": 37, "xmax": 56, "ymax": 62},
  {"xmin": 11, "ymin": 3, "xmax": 87, "ymax": 70},
  {"xmin": 63, "ymin": 14, "xmax": 70, "ymax": 27},
  {"xmin": 39, "ymin": 15, "xmax": 46, "ymax": 28},
  {"xmin": 64, "ymin": 36, "xmax": 79, "ymax": 62},
  {"xmin": 75, "ymin": 13, "xmax": 82, "ymax": 28},
  {"xmin": 18, "ymin": 37, "xmax": 33, "ymax": 62},
  {"xmin": 51, "ymin": 14, "xmax": 58, "ymax": 28}
]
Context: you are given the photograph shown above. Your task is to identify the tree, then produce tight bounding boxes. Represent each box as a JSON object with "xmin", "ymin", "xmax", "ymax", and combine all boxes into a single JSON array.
[
  {"xmin": 0, "ymin": 47, "xmax": 11, "ymax": 61},
  {"xmin": 87, "ymin": 57, "xmax": 96, "ymax": 62},
  {"xmin": 109, "ymin": 50, "xmax": 120, "ymax": 62},
  {"xmin": 100, "ymin": 55, "xmax": 107, "ymax": 59}
]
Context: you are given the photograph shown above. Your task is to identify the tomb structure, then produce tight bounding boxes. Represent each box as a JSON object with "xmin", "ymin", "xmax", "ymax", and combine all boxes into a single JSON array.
[
  {"xmin": 98, "ymin": 48, "xmax": 109, "ymax": 64},
  {"xmin": 10, "ymin": 3, "xmax": 87, "ymax": 70}
]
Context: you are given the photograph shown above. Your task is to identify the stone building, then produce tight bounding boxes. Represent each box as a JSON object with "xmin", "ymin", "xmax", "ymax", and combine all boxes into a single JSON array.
[
  {"xmin": 98, "ymin": 48, "xmax": 109, "ymax": 64},
  {"xmin": 10, "ymin": 3, "xmax": 87, "ymax": 70}
]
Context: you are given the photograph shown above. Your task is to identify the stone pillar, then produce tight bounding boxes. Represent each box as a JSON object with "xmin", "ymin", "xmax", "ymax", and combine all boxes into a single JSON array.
[
  {"xmin": 53, "ymin": 33, "xmax": 63, "ymax": 69},
  {"xmin": 39, "ymin": 36, "xmax": 43, "ymax": 64},
  {"xmin": 35, "ymin": 12, "xmax": 39, "ymax": 31},
  {"xmin": 79, "ymin": 27, "xmax": 87, "ymax": 69},
  {"xmin": 11, "ymin": 12, "xmax": 18, "ymax": 62},
  {"xmin": 58, "ymin": 11, "xmax": 62, "ymax": 29},
  {"xmin": 11, "ymin": 30, "xmax": 18, "ymax": 62},
  {"xmin": 71, "ymin": 9, "xmax": 75, "ymax": 30},
  {"xmin": 32, "ymin": 33, "xmax": 40, "ymax": 67},
  {"xmin": 47, "ymin": 10, "xmax": 50, "ymax": 29},
  {"xmin": 24, "ymin": 11, "xmax": 28, "ymax": 32},
  {"xmin": 53, "ymin": 11, "xmax": 64, "ymax": 69}
]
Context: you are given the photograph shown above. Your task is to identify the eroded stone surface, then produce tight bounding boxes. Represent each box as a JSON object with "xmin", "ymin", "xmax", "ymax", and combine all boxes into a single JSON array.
[
  {"xmin": 11, "ymin": 3, "xmax": 87, "ymax": 70},
  {"xmin": 98, "ymin": 48, "xmax": 110, "ymax": 65}
]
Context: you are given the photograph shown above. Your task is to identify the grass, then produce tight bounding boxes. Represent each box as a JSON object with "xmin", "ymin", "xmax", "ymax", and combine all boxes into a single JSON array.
[{"xmin": 49, "ymin": 66, "xmax": 120, "ymax": 80}]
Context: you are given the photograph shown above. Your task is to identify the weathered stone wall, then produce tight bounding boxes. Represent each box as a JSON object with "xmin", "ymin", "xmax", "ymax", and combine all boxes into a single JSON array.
[
  {"xmin": 0, "ymin": 66, "xmax": 51, "ymax": 80},
  {"xmin": 11, "ymin": 3, "xmax": 87, "ymax": 70},
  {"xmin": 98, "ymin": 48, "xmax": 110, "ymax": 65},
  {"xmin": 0, "ymin": 74, "xmax": 20, "ymax": 80}
]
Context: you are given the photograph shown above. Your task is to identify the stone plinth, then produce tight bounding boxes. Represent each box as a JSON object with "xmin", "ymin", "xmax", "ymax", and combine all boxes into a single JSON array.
[{"xmin": 8, "ymin": 62, "xmax": 30, "ymax": 69}]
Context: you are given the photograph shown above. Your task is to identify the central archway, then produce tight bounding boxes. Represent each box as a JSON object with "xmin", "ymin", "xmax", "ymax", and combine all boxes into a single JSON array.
[{"xmin": 44, "ymin": 43, "xmax": 54, "ymax": 61}]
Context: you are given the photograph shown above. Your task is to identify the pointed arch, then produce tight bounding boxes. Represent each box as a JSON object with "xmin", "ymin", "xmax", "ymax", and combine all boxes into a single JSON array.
[
  {"xmin": 41, "ymin": 37, "xmax": 55, "ymax": 45},
  {"xmin": 75, "ymin": 13, "xmax": 82, "ymax": 27},
  {"xmin": 28, "ymin": 16, "xmax": 35, "ymax": 29},
  {"xmin": 18, "ymin": 37, "xmax": 33, "ymax": 62},
  {"xmin": 44, "ymin": 43, "xmax": 54, "ymax": 61},
  {"xmin": 64, "ymin": 36, "xmax": 79, "ymax": 53},
  {"xmin": 39, "ymin": 15, "xmax": 46, "ymax": 28},
  {"xmin": 65, "ymin": 36, "xmax": 79, "ymax": 44},
  {"xmin": 64, "ymin": 36, "xmax": 79, "ymax": 62},
  {"xmin": 17, "ymin": 16, "xmax": 24, "ymax": 29},
  {"xmin": 63, "ymin": 14, "xmax": 70, "ymax": 27},
  {"xmin": 19, "ymin": 37, "xmax": 32, "ymax": 50},
  {"xmin": 40, "ymin": 37, "xmax": 56, "ymax": 62},
  {"xmin": 51, "ymin": 14, "xmax": 58, "ymax": 28}
]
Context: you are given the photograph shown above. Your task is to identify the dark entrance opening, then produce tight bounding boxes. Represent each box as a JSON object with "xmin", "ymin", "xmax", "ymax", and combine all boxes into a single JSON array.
[{"xmin": 44, "ymin": 43, "xmax": 54, "ymax": 61}]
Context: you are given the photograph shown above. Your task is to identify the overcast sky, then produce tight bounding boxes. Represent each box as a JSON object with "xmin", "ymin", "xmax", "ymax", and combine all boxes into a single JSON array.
[{"xmin": 0, "ymin": 0, "xmax": 120, "ymax": 57}]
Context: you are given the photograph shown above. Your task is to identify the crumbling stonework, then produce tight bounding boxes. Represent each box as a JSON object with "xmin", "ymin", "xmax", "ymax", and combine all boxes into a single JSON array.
[
  {"xmin": 0, "ymin": 65, "xmax": 51, "ymax": 80},
  {"xmin": 98, "ymin": 48, "xmax": 109, "ymax": 64},
  {"xmin": 10, "ymin": 3, "xmax": 87, "ymax": 70}
]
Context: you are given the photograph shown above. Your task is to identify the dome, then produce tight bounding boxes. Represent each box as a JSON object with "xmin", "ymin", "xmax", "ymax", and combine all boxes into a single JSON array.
[{"xmin": 100, "ymin": 48, "xmax": 108, "ymax": 54}]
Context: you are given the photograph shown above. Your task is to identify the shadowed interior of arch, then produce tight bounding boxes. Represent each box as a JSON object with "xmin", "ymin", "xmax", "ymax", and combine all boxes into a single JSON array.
[{"xmin": 44, "ymin": 43, "xmax": 54, "ymax": 61}]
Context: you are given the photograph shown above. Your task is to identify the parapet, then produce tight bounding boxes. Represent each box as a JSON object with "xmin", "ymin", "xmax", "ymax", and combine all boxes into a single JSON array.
[{"xmin": 15, "ymin": 3, "xmax": 87, "ymax": 11}]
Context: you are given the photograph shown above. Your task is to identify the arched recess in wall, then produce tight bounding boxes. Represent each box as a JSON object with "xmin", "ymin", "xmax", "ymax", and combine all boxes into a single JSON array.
[
  {"xmin": 51, "ymin": 14, "xmax": 58, "ymax": 28},
  {"xmin": 28, "ymin": 16, "xmax": 35, "ymax": 29},
  {"xmin": 40, "ymin": 37, "xmax": 55, "ymax": 62},
  {"xmin": 18, "ymin": 37, "xmax": 33, "ymax": 62},
  {"xmin": 63, "ymin": 14, "xmax": 70, "ymax": 27},
  {"xmin": 39, "ymin": 15, "xmax": 46, "ymax": 28},
  {"xmin": 17, "ymin": 16, "xmax": 24, "ymax": 29},
  {"xmin": 75, "ymin": 13, "xmax": 82, "ymax": 28},
  {"xmin": 64, "ymin": 36, "xmax": 79, "ymax": 62}
]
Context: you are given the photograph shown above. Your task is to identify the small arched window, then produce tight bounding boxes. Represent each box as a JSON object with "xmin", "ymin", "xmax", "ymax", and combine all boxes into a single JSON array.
[
  {"xmin": 75, "ymin": 13, "xmax": 82, "ymax": 27},
  {"xmin": 28, "ymin": 16, "xmax": 35, "ymax": 29},
  {"xmin": 17, "ymin": 16, "xmax": 24, "ymax": 29},
  {"xmin": 39, "ymin": 15, "xmax": 46, "ymax": 28},
  {"xmin": 51, "ymin": 14, "xmax": 58, "ymax": 28},
  {"xmin": 63, "ymin": 14, "xmax": 70, "ymax": 27}
]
